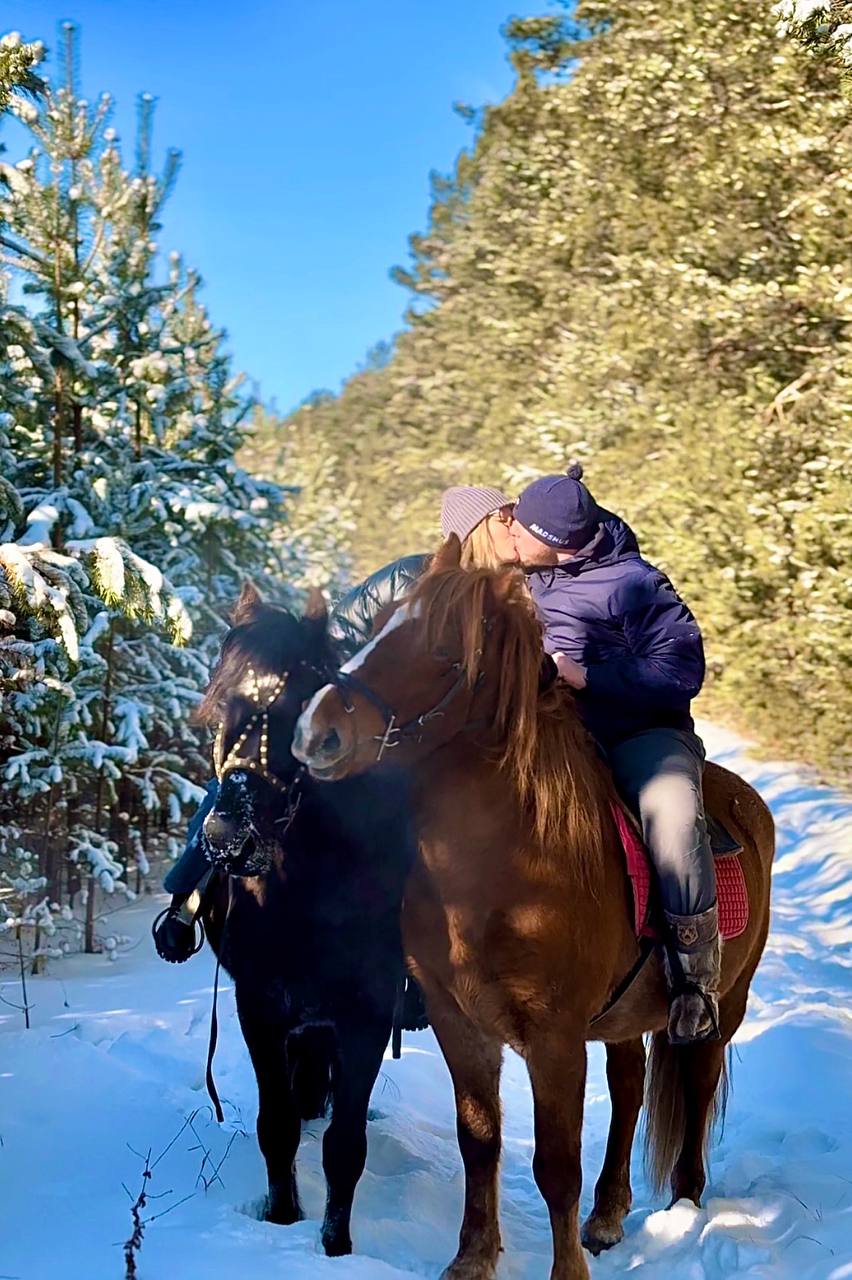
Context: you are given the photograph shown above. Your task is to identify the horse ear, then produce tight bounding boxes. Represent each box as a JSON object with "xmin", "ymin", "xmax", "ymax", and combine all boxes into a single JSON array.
[
  {"xmin": 232, "ymin": 579, "xmax": 263, "ymax": 625},
  {"xmin": 303, "ymin": 586, "xmax": 328, "ymax": 629},
  {"xmin": 431, "ymin": 534, "xmax": 462, "ymax": 573}
]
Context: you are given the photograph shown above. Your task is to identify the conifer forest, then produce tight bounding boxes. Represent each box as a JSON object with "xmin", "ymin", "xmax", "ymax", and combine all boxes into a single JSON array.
[
  {"xmin": 2, "ymin": 4, "xmax": 850, "ymax": 959},
  {"xmin": 1, "ymin": 8, "xmax": 851, "ymax": 1280}
]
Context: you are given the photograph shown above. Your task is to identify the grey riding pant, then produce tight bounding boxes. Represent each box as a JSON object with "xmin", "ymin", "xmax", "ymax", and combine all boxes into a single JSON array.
[{"xmin": 607, "ymin": 727, "xmax": 716, "ymax": 919}]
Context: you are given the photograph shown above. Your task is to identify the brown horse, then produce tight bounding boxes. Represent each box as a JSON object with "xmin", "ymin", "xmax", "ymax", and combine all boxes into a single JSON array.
[{"xmin": 292, "ymin": 538, "xmax": 774, "ymax": 1280}]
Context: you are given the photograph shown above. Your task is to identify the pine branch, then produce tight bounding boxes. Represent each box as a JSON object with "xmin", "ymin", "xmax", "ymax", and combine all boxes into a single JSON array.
[{"xmin": 0, "ymin": 232, "xmax": 48, "ymax": 268}]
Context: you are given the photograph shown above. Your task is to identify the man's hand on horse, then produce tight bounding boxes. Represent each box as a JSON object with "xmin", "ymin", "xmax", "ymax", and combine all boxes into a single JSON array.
[{"xmin": 552, "ymin": 651, "xmax": 587, "ymax": 690}]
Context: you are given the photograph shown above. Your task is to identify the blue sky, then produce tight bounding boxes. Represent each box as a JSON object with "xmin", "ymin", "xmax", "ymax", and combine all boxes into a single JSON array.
[{"xmin": 11, "ymin": 1, "xmax": 547, "ymax": 412}]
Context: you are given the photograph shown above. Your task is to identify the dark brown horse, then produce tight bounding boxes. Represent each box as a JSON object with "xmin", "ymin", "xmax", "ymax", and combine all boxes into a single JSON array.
[
  {"xmin": 191, "ymin": 586, "xmax": 416, "ymax": 1256},
  {"xmin": 292, "ymin": 539, "xmax": 775, "ymax": 1280}
]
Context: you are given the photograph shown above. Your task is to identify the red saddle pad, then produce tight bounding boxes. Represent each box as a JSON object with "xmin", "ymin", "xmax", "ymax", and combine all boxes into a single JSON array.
[{"xmin": 611, "ymin": 804, "xmax": 749, "ymax": 941}]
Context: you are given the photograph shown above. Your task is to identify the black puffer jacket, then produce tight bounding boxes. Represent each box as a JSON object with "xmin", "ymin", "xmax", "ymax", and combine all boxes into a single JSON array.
[{"xmin": 329, "ymin": 554, "xmax": 430, "ymax": 657}]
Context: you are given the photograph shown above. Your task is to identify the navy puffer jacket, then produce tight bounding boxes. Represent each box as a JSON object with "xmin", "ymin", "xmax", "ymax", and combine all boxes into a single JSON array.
[{"xmin": 525, "ymin": 511, "xmax": 705, "ymax": 748}]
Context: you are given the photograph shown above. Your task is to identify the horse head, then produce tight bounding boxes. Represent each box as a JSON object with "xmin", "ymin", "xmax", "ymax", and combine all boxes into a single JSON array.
[
  {"xmin": 196, "ymin": 582, "xmax": 334, "ymax": 874},
  {"xmin": 293, "ymin": 536, "xmax": 553, "ymax": 782}
]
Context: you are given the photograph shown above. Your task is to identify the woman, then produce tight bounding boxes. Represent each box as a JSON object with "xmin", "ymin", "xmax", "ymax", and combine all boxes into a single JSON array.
[
  {"xmin": 329, "ymin": 484, "xmax": 515, "ymax": 649},
  {"xmin": 154, "ymin": 485, "xmax": 514, "ymax": 962}
]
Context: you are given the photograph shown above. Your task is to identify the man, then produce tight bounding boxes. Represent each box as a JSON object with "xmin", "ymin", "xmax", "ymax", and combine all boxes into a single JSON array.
[{"xmin": 511, "ymin": 464, "xmax": 719, "ymax": 1045}]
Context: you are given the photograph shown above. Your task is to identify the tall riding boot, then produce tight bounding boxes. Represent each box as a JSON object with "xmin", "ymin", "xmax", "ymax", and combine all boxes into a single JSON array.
[
  {"xmin": 662, "ymin": 903, "xmax": 722, "ymax": 1045},
  {"xmin": 152, "ymin": 891, "xmax": 205, "ymax": 963}
]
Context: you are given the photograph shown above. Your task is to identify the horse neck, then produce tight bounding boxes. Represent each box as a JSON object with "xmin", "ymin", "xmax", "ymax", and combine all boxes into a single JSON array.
[{"xmin": 415, "ymin": 708, "xmax": 624, "ymax": 913}]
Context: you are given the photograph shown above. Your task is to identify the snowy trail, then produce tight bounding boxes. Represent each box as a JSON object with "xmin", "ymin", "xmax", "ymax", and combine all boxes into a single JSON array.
[{"xmin": 2, "ymin": 723, "xmax": 850, "ymax": 1279}]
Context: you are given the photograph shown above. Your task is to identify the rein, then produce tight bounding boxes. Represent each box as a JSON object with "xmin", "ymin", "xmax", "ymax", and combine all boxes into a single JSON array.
[
  {"xmin": 204, "ymin": 654, "xmax": 333, "ymax": 1115},
  {"xmin": 205, "ymin": 875, "xmax": 234, "ymax": 1124}
]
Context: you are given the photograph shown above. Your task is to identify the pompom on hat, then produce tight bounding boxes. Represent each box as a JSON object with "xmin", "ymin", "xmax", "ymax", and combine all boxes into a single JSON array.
[
  {"xmin": 440, "ymin": 485, "xmax": 513, "ymax": 543},
  {"xmin": 513, "ymin": 463, "xmax": 601, "ymax": 550}
]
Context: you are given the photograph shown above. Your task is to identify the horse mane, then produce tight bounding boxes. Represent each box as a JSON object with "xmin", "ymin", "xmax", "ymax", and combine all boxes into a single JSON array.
[
  {"xmin": 409, "ymin": 566, "xmax": 613, "ymax": 873},
  {"xmin": 195, "ymin": 604, "xmax": 314, "ymax": 727}
]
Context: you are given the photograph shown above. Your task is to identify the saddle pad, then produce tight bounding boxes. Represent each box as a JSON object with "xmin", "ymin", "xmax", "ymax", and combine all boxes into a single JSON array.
[{"xmin": 611, "ymin": 805, "xmax": 749, "ymax": 941}]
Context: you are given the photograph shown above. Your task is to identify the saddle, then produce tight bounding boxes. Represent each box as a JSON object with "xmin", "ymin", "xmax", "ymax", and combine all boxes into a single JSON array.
[{"xmin": 611, "ymin": 804, "xmax": 749, "ymax": 941}]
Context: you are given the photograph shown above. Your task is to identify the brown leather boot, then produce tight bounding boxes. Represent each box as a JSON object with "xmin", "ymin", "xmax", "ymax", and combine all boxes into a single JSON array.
[{"xmin": 663, "ymin": 903, "xmax": 722, "ymax": 1045}]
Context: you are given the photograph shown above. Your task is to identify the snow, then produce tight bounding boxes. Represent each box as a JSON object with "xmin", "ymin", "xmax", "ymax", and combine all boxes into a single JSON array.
[
  {"xmin": 1, "ymin": 722, "xmax": 850, "ymax": 1279},
  {"xmin": 773, "ymin": 0, "xmax": 828, "ymax": 24}
]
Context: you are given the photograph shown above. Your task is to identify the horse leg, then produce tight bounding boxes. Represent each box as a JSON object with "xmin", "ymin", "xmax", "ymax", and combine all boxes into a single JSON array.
[
  {"xmin": 236, "ymin": 994, "xmax": 303, "ymax": 1225},
  {"xmin": 670, "ymin": 978, "xmax": 748, "ymax": 1205},
  {"xmin": 527, "ymin": 1028, "xmax": 589, "ymax": 1280},
  {"xmin": 320, "ymin": 1019, "xmax": 390, "ymax": 1257},
  {"xmin": 427, "ymin": 990, "xmax": 503, "ymax": 1280},
  {"xmin": 581, "ymin": 1036, "xmax": 645, "ymax": 1254}
]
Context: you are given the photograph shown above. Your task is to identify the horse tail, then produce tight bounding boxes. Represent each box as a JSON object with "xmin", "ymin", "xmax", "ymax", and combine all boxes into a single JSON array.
[
  {"xmin": 286, "ymin": 1023, "xmax": 337, "ymax": 1121},
  {"xmin": 643, "ymin": 1032, "xmax": 730, "ymax": 1195}
]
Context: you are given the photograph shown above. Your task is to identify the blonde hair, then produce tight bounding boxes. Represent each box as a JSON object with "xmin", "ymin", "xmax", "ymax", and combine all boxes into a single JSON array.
[{"xmin": 460, "ymin": 515, "xmax": 506, "ymax": 570}]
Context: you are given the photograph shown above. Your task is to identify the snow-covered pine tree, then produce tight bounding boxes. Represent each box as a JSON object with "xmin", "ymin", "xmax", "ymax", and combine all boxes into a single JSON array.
[
  {"xmin": 774, "ymin": 1, "xmax": 852, "ymax": 87},
  {"xmin": 0, "ymin": 25, "xmax": 300, "ymax": 960}
]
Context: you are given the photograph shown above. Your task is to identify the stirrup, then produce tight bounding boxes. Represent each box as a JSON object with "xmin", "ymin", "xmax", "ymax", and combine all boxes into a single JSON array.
[
  {"xmin": 667, "ymin": 979, "xmax": 721, "ymax": 1046},
  {"xmin": 152, "ymin": 905, "xmax": 205, "ymax": 963}
]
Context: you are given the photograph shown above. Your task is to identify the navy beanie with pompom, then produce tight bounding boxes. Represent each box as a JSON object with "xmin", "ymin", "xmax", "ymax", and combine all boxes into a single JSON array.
[{"xmin": 513, "ymin": 463, "xmax": 601, "ymax": 550}]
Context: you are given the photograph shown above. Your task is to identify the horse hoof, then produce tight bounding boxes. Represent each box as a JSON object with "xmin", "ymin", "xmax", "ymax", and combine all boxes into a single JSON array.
[
  {"xmin": 440, "ymin": 1255, "xmax": 499, "ymax": 1280},
  {"xmin": 322, "ymin": 1230, "xmax": 353, "ymax": 1258},
  {"xmin": 263, "ymin": 1201, "xmax": 302, "ymax": 1227},
  {"xmin": 581, "ymin": 1215, "xmax": 624, "ymax": 1255}
]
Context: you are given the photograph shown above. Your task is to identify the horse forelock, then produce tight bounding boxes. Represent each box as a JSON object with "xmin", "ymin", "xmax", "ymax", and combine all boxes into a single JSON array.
[
  {"xmin": 195, "ymin": 604, "xmax": 325, "ymax": 726},
  {"xmin": 411, "ymin": 565, "xmax": 611, "ymax": 876},
  {"xmin": 409, "ymin": 566, "xmax": 492, "ymax": 686}
]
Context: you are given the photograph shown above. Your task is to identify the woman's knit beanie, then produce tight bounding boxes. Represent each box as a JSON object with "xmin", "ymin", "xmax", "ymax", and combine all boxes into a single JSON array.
[{"xmin": 439, "ymin": 485, "xmax": 513, "ymax": 543}]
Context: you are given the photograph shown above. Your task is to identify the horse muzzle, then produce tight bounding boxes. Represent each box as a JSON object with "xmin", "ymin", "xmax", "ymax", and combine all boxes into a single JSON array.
[
  {"xmin": 203, "ymin": 772, "xmax": 262, "ymax": 871},
  {"xmin": 293, "ymin": 692, "xmax": 352, "ymax": 779}
]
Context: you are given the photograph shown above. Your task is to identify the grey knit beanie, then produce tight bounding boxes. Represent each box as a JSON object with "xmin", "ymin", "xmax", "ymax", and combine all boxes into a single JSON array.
[{"xmin": 440, "ymin": 485, "xmax": 513, "ymax": 543}]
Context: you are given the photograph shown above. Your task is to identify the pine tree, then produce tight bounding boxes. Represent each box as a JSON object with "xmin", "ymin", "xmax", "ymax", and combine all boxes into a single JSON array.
[
  {"xmin": 242, "ymin": 404, "xmax": 357, "ymax": 597},
  {"xmin": 270, "ymin": 1, "xmax": 852, "ymax": 777},
  {"xmin": 774, "ymin": 0, "xmax": 852, "ymax": 87},
  {"xmin": 0, "ymin": 25, "xmax": 302, "ymax": 959}
]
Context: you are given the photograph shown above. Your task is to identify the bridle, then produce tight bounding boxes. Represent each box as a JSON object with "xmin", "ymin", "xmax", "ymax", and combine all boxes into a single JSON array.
[
  {"xmin": 331, "ymin": 665, "xmax": 483, "ymax": 761},
  {"xmin": 203, "ymin": 655, "xmax": 330, "ymax": 1120},
  {"xmin": 329, "ymin": 618, "xmax": 492, "ymax": 762},
  {"xmin": 214, "ymin": 665, "xmax": 294, "ymax": 792},
  {"xmin": 212, "ymin": 657, "xmax": 330, "ymax": 829}
]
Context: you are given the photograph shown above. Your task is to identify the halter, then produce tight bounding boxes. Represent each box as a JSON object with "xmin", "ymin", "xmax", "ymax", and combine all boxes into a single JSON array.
[{"xmin": 330, "ymin": 619, "xmax": 491, "ymax": 762}]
